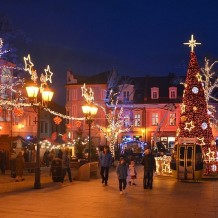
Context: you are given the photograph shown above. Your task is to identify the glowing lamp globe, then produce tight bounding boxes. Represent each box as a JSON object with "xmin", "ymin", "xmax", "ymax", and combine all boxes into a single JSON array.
[
  {"xmin": 42, "ymin": 87, "xmax": 54, "ymax": 102},
  {"xmin": 26, "ymin": 83, "xmax": 39, "ymax": 98}
]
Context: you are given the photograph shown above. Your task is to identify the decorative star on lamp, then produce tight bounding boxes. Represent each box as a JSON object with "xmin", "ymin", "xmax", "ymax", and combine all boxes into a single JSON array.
[
  {"xmin": 24, "ymin": 54, "xmax": 34, "ymax": 74},
  {"xmin": 81, "ymin": 83, "xmax": 94, "ymax": 103},
  {"xmin": 31, "ymin": 69, "xmax": 38, "ymax": 83},
  {"xmin": 183, "ymin": 34, "xmax": 201, "ymax": 52},
  {"xmin": 184, "ymin": 121, "xmax": 195, "ymax": 131},
  {"xmin": 44, "ymin": 65, "xmax": 53, "ymax": 83}
]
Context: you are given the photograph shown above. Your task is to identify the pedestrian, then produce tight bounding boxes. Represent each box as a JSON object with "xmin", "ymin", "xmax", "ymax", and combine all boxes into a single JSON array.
[
  {"xmin": 116, "ymin": 157, "xmax": 128, "ymax": 194},
  {"xmin": 141, "ymin": 147, "xmax": 156, "ymax": 189},
  {"xmin": 128, "ymin": 160, "xmax": 137, "ymax": 185},
  {"xmin": 0, "ymin": 149, "xmax": 6, "ymax": 174},
  {"xmin": 62, "ymin": 148, "xmax": 72, "ymax": 183},
  {"xmin": 15, "ymin": 151, "xmax": 25, "ymax": 182},
  {"xmin": 99, "ymin": 146, "xmax": 112, "ymax": 186}
]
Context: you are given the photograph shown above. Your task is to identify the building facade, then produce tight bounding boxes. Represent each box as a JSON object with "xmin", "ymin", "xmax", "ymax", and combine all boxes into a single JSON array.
[{"xmin": 65, "ymin": 70, "xmax": 218, "ymax": 149}]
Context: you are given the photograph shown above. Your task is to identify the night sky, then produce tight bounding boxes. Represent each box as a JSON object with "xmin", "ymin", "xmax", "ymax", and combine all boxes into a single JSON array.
[{"xmin": 1, "ymin": 0, "xmax": 218, "ymax": 105}]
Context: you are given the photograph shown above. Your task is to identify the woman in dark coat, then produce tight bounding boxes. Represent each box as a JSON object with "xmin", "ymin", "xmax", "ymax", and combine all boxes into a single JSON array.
[
  {"xmin": 15, "ymin": 151, "xmax": 25, "ymax": 182},
  {"xmin": 141, "ymin": 148, "xmax": 156, "ymax": 189}
]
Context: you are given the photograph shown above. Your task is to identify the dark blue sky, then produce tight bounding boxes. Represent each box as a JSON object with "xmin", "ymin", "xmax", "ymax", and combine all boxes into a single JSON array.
[{"xmin": 1, "ymin": 0, "xmax": 218, "ymax": 105}]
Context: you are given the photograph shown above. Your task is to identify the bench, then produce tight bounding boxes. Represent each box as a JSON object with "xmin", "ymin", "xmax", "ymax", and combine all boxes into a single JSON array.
[{"xmin": 77, "ymin": 161, "xmax": 99, "ymax": 181}]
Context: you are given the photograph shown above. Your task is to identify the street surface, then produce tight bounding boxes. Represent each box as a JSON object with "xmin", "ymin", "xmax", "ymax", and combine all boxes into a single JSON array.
[{"xmin": 0, "ymin": 165, "xmax": 218, "ymax": 218}]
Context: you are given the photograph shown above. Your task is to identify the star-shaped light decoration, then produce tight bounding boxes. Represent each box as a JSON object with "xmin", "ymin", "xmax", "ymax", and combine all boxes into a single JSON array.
[
  {"xmin": 176, "ymin": 128, "xmax": 180, "ymax": 137},
  {"xmin": 24, "ymin": 54, "xmax": 34, "ymax": 74},
  {"xmin": 180, "ymin": 103, "xmax": 186, "ymax": 113},
  {"xmin": 44, "ymin": 65, "xmax": 53, "ymax": 83},
  {"xmin": 183, "ymin": 34, "xmax": 201, "ymax": 52},
  {"xmin": 196, "ymin": 72, "xmax": 202, "ymax": 82},
  {"xmin": 81, "ymin": 83, "xmax": 94, "ymax": 103},
  {"xmin": 206, "ymin": 148, "xmax": 215, "ymax": 162},
  {"xmin": 197, "ymin": 137, "xmax": 205, "ymax": 145},
  {"xmin": 184, "ymin": 121, "xmax": 195, "ymax": 132}
]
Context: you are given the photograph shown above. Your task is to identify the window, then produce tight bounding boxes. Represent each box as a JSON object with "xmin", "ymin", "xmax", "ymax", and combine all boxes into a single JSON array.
[
  {"xmin": 134, "ymin": 114, "xmax": 141, "ymax": 126},
  {"xmin": 151, "ymin": 87, "xmax": 159, "ymax": 99},
  {"xmin": 45, "ymin": 122, "xmax": 48, "ymax": 134},
  {"xmin": 66, "ymin": 89, "xmax": 69, "ymax": 101},
  {"xmin": 123, "ymin": 91, "xmax": 130, "ymax": 102},
  {"xmin": 152, "ymin": 113, "xmax": 158, "ymax": 125},
  {"xmin": 72, "ymin": 89, "xmax": 77, "ymax": 100},
  {"xmin": 124, "ymin": 115, "xmax": 130, "ymax": 127},
  {"xmin": 66, "ymin": 111, "xmax": 69, "ymax": 124},
  {"xmin": 169, "ymin": 87, "xmax": 177, "ymax": 99},
  {"xmin": 72, "ymin": 105, "xmax": 77, "ymax": 117},
  {"xmin": 169, "ymin": 113, "xmax": 176, "ymax": 126},
  {"xmin": 101, "ymin": 89, "xmax": 105, "ymax": 100}
]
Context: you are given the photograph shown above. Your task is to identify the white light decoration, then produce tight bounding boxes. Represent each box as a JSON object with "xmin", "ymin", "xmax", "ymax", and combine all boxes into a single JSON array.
[
  {"xmin": 24, "ymin": 54, "xmax": 34, "ymax": 74},
  {"xmin": 180, "ymin": 103, "xmax": 186, "ymax": 113},
  {"xmin": 184, "ymin": 121, "xmax": 195, "ymax": 131},
  {"xmin": 44, "ymin": 65, "xmax": 53, "ymax": 83},
  {"xmin": 206, "ymin": 148, "xmax": 215, "ymax": 162},
  {"xmin": 155, "ymin": 155, "xmax": 172, "ymax": 175},
  {"xmin": 201, "ymin": 122, "xmax": 208, "ymax": 130},
  {"xmin": 183, "ymin": 34, "xmax": 201, "ymax": 52},
  {"xmin": 81, "ymin": 83, "xmax": 94, "ymax": 103},
  {"xmin": 211, "ymin": 164, "xmax": 217, "ymax": 172},
  {"xmin": 192, "ymin": 87, "xmax": 199, "ymax": 94}
]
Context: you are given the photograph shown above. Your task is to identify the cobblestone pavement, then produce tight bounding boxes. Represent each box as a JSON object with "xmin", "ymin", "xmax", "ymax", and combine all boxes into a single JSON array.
[{"xmin": 0, "ymin": 165, "xmax": 218, "ymax": 218}]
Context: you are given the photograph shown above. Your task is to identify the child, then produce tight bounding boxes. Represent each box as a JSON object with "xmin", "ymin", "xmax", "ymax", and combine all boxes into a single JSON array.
[
  {"xmin": 129, "ymin": 160, "xmax": 137, "ymax": 185},
  {"xmin": 116, "ymin": 157, "xmax": 128, "ymax": 194}
]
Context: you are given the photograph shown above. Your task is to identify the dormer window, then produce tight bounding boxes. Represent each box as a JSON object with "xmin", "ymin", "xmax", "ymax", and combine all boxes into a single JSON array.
[
  {"xmin": 151, "ymin": 87, "xmax": 159, "ymax": 99},
  {"xmin": 124, "ymin": 91, "xmax": 130, "ymax": 102},
  {"xmin": 169, "ymin": 87, "xmax": 177, "ymax": 99}
]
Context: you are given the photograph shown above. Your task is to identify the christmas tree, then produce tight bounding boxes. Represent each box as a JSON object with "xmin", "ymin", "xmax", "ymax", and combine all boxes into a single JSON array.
[{"xmin": 176, "ymin": 35, "xmax": 215, "ymax": 159}]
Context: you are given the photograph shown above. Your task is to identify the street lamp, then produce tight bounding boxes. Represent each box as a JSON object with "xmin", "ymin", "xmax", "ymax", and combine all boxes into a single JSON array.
[
  {"xmin": 26, "ymin": 82, "xmax": 54, "ymax": 189},
  {"xmin": 82, "ymin": 104, "xmax": 98, "ymax": 162}
]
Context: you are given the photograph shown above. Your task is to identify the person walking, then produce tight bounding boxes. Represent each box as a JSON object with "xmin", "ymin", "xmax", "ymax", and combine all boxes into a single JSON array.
[
  {"xmin": 99, "ymin": 146, "xmax": 112, "ymax": 186},
  {"xmin": 62, "ymin": 149, "xmax": 72, "ymax": 183},
  {"xmin": 116, "ymin": 157, "xmax": 128, "ymax": 194},
  {"xmin": 128, "ymin": 160, "xmax": 137, "ymax": 185},
  {"xmin": 15, "ymin": 151, "xmax": 25, "ymax": 182},
  {"xmin": 141, "ymin": 147, "xmax": 156, "ymax": 189},
  {"xmin": 0, "ymin": 149, "xmax": 6, "ymax": 174}
]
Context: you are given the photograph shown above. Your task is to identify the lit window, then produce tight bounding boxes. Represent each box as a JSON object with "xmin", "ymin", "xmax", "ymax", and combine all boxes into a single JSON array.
[
  {"xmin": 169, "ymin": 113, "xmax": 176, "ymax": 126},
  {"xmin": 124, "ymin": 115, "xmax": 130, "ymax": 127},
  {"xmin": 151, "ymin": 87, "xmax": 159, "ymax": 99},
  {"xmin": 152, "ymin": 113, "xmax": 158, "ymax": 125},
  {"xmin": 134, "ymin": 114, "xmax": 141, "ymax": 126},
  {"xmin": 169, "ymin": 87, "xmax": 177, "ymax": 99},
  {"xmin": 124, "ymin": 91, "xmax": 130, "ymax": 102}
]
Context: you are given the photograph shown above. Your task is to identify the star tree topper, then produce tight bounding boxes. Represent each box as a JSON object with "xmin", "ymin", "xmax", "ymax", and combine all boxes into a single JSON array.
[{"xmin": 183, "ymin": 34, "xmax": 201, "ymax": 52}]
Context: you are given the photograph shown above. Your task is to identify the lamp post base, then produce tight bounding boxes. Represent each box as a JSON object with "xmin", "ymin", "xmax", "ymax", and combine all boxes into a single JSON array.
[{"xmin": 34, "ymin": 167, "xmax": 41, "ymax": 189}]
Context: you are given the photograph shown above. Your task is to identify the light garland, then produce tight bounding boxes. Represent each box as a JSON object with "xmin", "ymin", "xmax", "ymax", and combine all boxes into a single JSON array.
[{"xmin": 43, "ymin": 107, "xmax": 84, "ymax": 120}]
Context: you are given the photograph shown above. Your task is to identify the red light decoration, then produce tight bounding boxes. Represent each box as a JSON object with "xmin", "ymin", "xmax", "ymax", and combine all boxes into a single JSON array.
[
  {"xmin": 53, "ymin": 116, "xmax": 62, "ymax": 125},
  {"xmin": 75, "ymin": 121, "xmax": 81, "ymax": 128},
  {"xmin": 13, "ymin": 107, "xmax": 24, "ymax": 117}
]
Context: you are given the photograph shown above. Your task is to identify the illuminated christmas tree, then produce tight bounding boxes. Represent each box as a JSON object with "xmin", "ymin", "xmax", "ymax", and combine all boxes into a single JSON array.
[{"xmin": 176, "ymin": 35, "xmax": 215, "ymax": 158}]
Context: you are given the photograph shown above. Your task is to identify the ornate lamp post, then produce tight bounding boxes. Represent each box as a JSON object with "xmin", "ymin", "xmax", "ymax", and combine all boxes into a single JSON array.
[
  {"xmin": 24, "ymin": 54, "xmax": 54, "ymax": 189},
  {"xmin": 26, "ymin": 83, "xmax": 54, "ymax": 189},
  {"xmin": 82, "ymin": 104, "xmax": 98, "ymax": 162}
]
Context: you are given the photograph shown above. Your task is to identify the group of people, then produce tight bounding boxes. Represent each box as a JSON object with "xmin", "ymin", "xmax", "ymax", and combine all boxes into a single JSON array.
[{"xmin": 99, "ymin": 146, "xmax": 156, "ymax": 194}]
